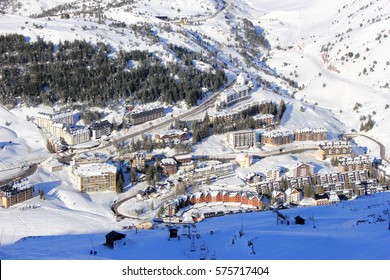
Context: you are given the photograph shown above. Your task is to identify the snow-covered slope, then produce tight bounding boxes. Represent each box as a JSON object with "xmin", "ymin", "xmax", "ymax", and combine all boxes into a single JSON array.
[{"xmin": 1, "ymin": 192, "xmax": 389, "ymax": 259}]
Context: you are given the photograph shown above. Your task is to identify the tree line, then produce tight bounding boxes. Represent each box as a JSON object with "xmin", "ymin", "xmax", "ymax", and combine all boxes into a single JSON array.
[{"xmin": 0, "ymin": 34, "xmax": 227, "ymax": 108}]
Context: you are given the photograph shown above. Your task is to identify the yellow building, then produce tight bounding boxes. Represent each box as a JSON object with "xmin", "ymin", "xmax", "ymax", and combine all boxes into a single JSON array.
[
  {"xmin": 0, "ymin": 179, "xmax": 34, "ymax": 208},
  {"xmin": 73, "ymin": 163, "xmax": 117, "ymax": 192}
]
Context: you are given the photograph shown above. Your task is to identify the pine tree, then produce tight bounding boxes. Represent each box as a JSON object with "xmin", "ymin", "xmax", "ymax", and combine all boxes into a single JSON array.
[
  {"xmin": 130, "ymin": 168, "xmax": 137, "ymax": 183},
  {"xmin": 116, "ymin": 170, "xmax": 125, "ymax": 193},
  {"xmin": 303, "ymin": 184, "xmax": 314, "ymax": 198}
]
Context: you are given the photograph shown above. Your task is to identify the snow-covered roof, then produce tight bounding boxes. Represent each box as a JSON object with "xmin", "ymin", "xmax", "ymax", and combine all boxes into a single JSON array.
[
  {"xmin": 36, "ymin": 110, "xmax": 73, "ymax": 120},
  {"xmin": 73, "ymin": 162, "xmax": 117, "ymax": 177},
  {"xmin": 156, "ymin": 129, "xmax": 186, "ymax": 138},
  {"xmin": 262, "ymin": 130, "xmax": 292, "ymax": 138},
  {"xmin": 294, "ymin": 127, "xmax": 327, "ymax": 133},
  {"xmin": 0, "ymin": 178, "xmax": 33, "ymax": 196},
  {"xmin": 161, "ymin": 158, "xmax": 177, "ymax": 166},
  {"xmin": 253, "ymin": 114, "xmax": 274, "ymax": 120}
]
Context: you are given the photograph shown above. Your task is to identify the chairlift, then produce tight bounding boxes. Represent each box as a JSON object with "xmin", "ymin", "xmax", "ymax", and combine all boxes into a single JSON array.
[{"xmin": 190, "ymin": 237, "xmax": 196, "ymax": 252}]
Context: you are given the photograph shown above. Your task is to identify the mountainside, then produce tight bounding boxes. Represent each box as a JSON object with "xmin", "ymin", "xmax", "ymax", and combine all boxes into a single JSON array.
[{"xmin": 0, "ymin": 0, "xmax": 389, "ymax": 147}]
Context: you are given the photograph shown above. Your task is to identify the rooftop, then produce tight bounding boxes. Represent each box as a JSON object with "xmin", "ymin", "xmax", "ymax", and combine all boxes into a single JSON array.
[
  {"xmin": 73, "ymin": 162, "xmax": 117, "ymax": 177},
  {"xmin": 0, "ymin": 178, "xmax": 33, "ymax": 197}
]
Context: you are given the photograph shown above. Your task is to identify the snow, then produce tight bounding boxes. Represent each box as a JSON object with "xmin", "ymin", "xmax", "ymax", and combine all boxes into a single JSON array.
[
  {"xmin": 0, "ymin": 192, "xmax": 389, "ymax": 260},
  {"xmin": 0, "ymin": 0, "xmax": 389, "ymax": 267}
]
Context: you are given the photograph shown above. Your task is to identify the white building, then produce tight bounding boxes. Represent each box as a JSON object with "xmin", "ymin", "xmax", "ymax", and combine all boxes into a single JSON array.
[
  {"xmin": 34, "ymin": 111, "xmax": 75, "ymax": 133},
  {"xmin": 227, "ymin": 130, "xmax": 256, "ymax": 150},
  {"xmin": 218, "ymin": 84, "xmax": 250, "ymax": 107}
]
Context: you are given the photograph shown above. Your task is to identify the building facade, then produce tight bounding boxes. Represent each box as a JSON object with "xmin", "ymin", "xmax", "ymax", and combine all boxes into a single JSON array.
[
  {"xmin": 290, "ymin": 162, "xmax": 315, "ymax": 178},
  {"xmin": 73, "ymin": 163, "xmax": 117, "ymax": 192},
  {"xmin": 34, "ymin": 111, "xmax": 74, "ymax": 133},
  {"xmin": 260, "ymin": 131, "xmax": 293, "ymax": 146},
  {"xmin": 0, "ymin": 179, "xmax": 34, "ymax": 208},
  {"xmin": 160, "ymin": 158, "xmax": 178, "ymax": 176},
  {"xmin": 337, "ymin": 155, "xmax": 372, "ymax": 172},
  {"xmin": 294, "ymin": 128, "xmax": 327, "ymax": 141},
  {"xmin": 128, "ymin": 107, "xmax": 165, "ymax": 125},
  {"xmin": 90, "ymin": 120, "xmax": 112, "ymax": 139},
  {"xmin": 154, "ymin": 130, "xmax": 187, "ymax": 143},
  {"xmin": 318, "ymin": 141, "xmax": 353, "ymax": 159},
  {"xmin": 227, "ymin": 130, "xmax": 256, "ymax": 150}
]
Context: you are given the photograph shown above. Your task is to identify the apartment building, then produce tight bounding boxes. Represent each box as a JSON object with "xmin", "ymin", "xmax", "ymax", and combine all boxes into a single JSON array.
[
  {"xmin": 0, "ymin": 179, "xmax": 34, "ymax": 208},
  {"xmin": 337, "ymin": 155, "xmax": 372, "ymax": 172},
  {"xmin": 260, "ymin": 130, "xmax": 293, "ymax": 146},
  {"xmin": 227, "ymin": 130, "xmax": 256, "ymax": 150},
  {"xmin": 128, "ymin": 107, "xmax": 165, "ymax": 125},
  {"xmin": 73, "ymin": 163, "xmax": 117, "ymax": 192},
  {"xmin": 318, "ymin": 141, "xmax": 352, "ymax": 159},
  {"xmin": 90, "ymin": 120, "xmax": 112, "ymax": 139},
  {"xmin": 34, "ymin": 111, "xmax": 74, "ymax": 133},
  {"xmin": 294, "ymin": 128, "xmax": 327, "ymax": 141}
]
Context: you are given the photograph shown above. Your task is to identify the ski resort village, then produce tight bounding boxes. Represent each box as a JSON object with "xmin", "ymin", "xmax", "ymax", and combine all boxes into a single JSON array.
[{"xmin": 0, "ymin": 0, "xmax": 390, "ymax": 262}]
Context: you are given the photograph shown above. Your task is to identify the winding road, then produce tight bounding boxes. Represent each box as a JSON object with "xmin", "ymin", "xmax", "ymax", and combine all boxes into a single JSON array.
[{"xmin": 344, "ymin": 133, "xmax": 389, "ymax": 164}]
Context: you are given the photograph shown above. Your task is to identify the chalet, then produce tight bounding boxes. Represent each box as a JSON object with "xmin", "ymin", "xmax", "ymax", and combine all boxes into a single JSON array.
[
  {"xmin": 294, "ymin": 216, "xmax": 305, "ymax": 225},
  {"xmin": 285, "ymin": 188, "xmax": 302, "ymax": 205},
  {"xmin": 187, "ymin": 190, "xmax": 259, "ymax": 208},
  {"xmin": 154, "ymin": 130, "xmax": 187, "ymax": 144},
  {"xmin": 314, "ymin": 193, "xmax": 330, "ymax": 206},
  {"xmin": 0, "ymin": 179, "xmax": 34, "ymax": 208},
  {"xmin": 299, "ymin": 197, "xmax": 317, "ymax": 206},
  {"xmin": 272, "ymin": 191, "xmax": 286, "ymax": 204},
  {"xmin": 245, "ymin": 172, "xmax": 264, "ymax": 184},
  {"xmin": 160, "ymin": 158, "xmax": 178, "ymax": 176},
  {"xmin": 90, "ymin": 120, "xmax": 112, "ymax": 139},
  {"xmin": 328, "ymin": 191, "xmax": 340, "ymax": 204},
  {"xmin": 169, "ymin": 228, "xmax": 178, "ymax": 238},
  {"xmin": 104, "ymin": 231, "xmax": 127, "ymax": 249}
]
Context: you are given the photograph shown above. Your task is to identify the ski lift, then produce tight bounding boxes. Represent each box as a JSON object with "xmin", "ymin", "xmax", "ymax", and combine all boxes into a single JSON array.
[{"xmin": 190, "ymin": 237, "xmax": 196, "ymax": 252}]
